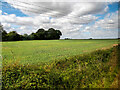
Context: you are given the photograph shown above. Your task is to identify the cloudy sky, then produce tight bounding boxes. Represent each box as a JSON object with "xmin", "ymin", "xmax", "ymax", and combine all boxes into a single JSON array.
[{"xmin": 0, "ymin": 0, "xmax": 119, "ymax": 39}]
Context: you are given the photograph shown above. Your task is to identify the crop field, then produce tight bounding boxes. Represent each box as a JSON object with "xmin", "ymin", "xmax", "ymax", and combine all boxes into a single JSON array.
[
  {"xmin": 2, "ymin": 39, "xmax": 119, "ymax": 89},
  {"xmin": 2, "ymin": 39, "xmax": 118, "ymax": 65}
]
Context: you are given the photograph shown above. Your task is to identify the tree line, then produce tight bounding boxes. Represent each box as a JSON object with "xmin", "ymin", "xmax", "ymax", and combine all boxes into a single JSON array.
[{"xmin": 0, "ymin": 25, "xmax": 62, "ymax": 41}]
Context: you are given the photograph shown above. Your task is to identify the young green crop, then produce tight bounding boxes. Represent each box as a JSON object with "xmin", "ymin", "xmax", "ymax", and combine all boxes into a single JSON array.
[{"xmin": 2, "ymin": 39, "xmax": 118, "ymax": 65}]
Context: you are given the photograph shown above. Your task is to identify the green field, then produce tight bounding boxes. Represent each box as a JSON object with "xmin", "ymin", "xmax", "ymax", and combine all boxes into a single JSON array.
[
  {"xmin": 2, "ymin": 39, "xmax": 118, "ymax": 65},
  {"xmin": 2, "ymin": 39, "xmax": 119, "ymax": 89}
]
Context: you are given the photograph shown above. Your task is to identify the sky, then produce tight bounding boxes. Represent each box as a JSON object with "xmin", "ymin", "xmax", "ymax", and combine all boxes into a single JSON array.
[{"xmin": 0, "ymin": 0, "xmax": 119, "ymax": 39}]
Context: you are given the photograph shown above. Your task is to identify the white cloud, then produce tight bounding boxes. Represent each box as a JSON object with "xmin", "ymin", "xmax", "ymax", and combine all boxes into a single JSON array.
[
  {"xmin": 94, "ymin": 11, "xmax": 118, "ymax": 29},
  {"xmin": 4, "ymin": 0, "xmax": 119, "ymax": 3},
  {"xmin": 0, "ymin": 14, "xmax": 51, "ymax": 26},
  {"xmin": 90, "ymin": 29, "xmax": 118, "ymax": 39},
  {"xmin": 1, "ymin": 14, "xmax": 17, "ymax": 23},
  {"xmin": 20, "ymin": 26, "xmax": 26, "ymax": 30},
  {"xmin": 4, "ymin": 1, "xmax": 109, "ymax": 17},
  {"xmin": 104, "ymin": 6, "xmax": 109, "ymax": 13},
  {"xmin": 0, "ymin": 10, "xmax": 2, "ymax": 15},
  {"xmin": 82, "ymin": 26, "xmax": 90, "ymax": 32},
  {"xmin": 1, "ymin": 1, "xmax": 118, "ymax": 39},
  {"xmin": 80, "ymin": 11, "xmax": 118, "ymax": 39},
  {"xmin": 2, "ymin": 23, "xmax": 11, "ymax": 30}
]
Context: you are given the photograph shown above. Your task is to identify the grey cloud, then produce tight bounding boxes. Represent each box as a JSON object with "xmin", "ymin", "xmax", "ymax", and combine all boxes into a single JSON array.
[
  {"xmin": 4, "ymin": 1, "xmax": 108, "ymax": 18},
  {"xmin": 1, "ymin": 1, "xmax": 117, "ymax": 39}
]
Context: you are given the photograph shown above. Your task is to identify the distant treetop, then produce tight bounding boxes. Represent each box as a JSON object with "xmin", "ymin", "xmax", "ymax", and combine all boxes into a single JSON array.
[{"xmin": 1, "ymin": 27, "xmax": 62, "ymax": 41}]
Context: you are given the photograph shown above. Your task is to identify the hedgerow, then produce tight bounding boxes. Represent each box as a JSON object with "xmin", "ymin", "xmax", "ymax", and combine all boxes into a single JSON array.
[{"xmin": 2, "ymin": 45, "xmax": 119, "ymax": 89}]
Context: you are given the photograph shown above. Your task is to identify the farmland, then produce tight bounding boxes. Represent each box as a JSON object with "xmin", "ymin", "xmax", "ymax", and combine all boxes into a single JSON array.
[
  {"xmin": 2, "ymin": 39, "xmax": 118, "ymax": 65},
  {"xmin": 2, "ymin": 39, "xmax": 119, "ymax": 89}
]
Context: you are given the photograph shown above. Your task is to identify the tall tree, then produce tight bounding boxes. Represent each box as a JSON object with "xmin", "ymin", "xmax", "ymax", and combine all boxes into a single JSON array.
[
  {"xmin": 0, "ymin": 26, "xmax": 62, "ymax": 41},
  {"xmin": 36, "ymin": 28, "xmax": 45, "ymax": 40},
  {"xmin": 0, "ymin": 24, "xmax": 8, "ymax": 41},
  {"xmin": 2, "ymin": 30, "xmax": 8, "ymax": 41},
  {"xmin": 0, "ymin": 24, "xmax": 3, "ymax": 41},
  {"xmin": 7, "ymin": 31, "xmax": 21, "ymax": 41},
  {"xmin": 22, "ymin": 34, "xmax": 29, "ymax": 40},
  {"xmin": 29, "ymin": 33, "xmax": 37, "ymax": 40},
  {"xmin": 47, "ymin": 28, "xmax": 57, "ymax": 39},
  {"xmin": 47, "ymin": 28, "xmax": 62, "ymax": 39}
]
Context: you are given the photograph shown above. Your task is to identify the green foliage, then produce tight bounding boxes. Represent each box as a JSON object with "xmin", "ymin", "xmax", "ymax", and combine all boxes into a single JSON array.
[
  {"xmin": 22, "ymin": 34, "xmax": 29, "ymax": 40},
  {"xmin": 2, "ymin": 46, "xmax": 119, "ymax": 89},
  {"xmin": 0, "ymin": 24, "xmax": 8, "ymax": 41},
  {"xmin": 7, "ymin": 31, "xmax": 21, "ymax": 41},
  {"xmin": 2, "ymin": 30, "xmax": 8, "ymax": 41},
  {"xmin": 36, "ymin": 29, "xmax": 46, "ymax": 40},
  {"xmin": 1, "ymin": 27, "xmax": 62, "ymax": 41}
]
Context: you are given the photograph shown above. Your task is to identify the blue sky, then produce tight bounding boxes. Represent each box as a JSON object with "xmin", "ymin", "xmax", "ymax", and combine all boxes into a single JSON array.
[
  {"xmin": 1, "ymin": 2, "xmax": 28, "ymax": 17},
  {"xmin": 0, "ymin": 1, "xmax": 119, "ymax": 39},
  {"xmin": 95, "ymin": 2, "xmax": 118, "ymax": 20}
]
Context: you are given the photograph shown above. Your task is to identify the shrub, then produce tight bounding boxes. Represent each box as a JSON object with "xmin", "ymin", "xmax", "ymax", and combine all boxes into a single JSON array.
[{"xmin": 2, "ymin": 46, "xmax": 119, "ymax": 89}]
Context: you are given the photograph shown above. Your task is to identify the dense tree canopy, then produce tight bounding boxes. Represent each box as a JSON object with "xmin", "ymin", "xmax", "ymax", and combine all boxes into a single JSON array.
[
  {"xmin": 0, "ymin": 24, "xmax": 3, "ymax": 41},
  {"xmin": 0, "ymin": 24, "xmax": 8, "ymax": 41},
  {"xmin": 7, "ymin": 31, "xmax": 22, "ymax": 41},
  {"xmin": 1, "ymin": 26, "xmax": 62, "ymax": 41}
]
